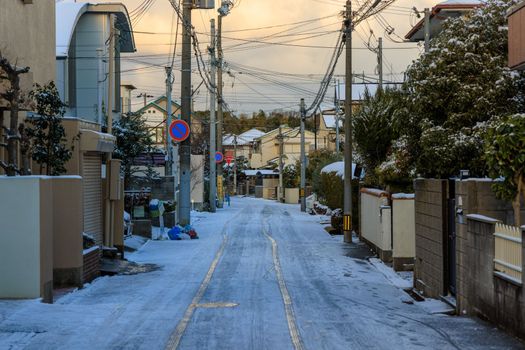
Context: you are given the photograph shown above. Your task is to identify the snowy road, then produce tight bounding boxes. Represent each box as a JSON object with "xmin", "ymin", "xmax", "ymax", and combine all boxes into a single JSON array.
[{"xmin": 0, "ymin": 197, "xmax": 523, "ymax": 349}]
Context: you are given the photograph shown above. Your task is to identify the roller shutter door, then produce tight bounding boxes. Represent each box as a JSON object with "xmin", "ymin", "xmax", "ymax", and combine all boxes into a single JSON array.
[{"xmin": 83, "ymin": 153, "xmax": 103, "ymax": 246}]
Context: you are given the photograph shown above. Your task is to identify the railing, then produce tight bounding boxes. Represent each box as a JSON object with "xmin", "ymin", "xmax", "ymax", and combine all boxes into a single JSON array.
[{"xmin": 494, "ymin": 223, "xmax": 522, "ymax": 283}]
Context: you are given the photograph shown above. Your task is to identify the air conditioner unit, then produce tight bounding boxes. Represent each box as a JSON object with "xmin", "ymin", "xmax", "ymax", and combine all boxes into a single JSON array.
[{"xmin": 193, "ymin": 0, "xmax": 214, "ymax": 9}]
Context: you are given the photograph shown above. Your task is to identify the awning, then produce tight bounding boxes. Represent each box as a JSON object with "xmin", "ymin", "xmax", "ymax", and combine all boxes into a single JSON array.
[{"xmin": 80, "ymin": 129, "xmax": 115, "ymax": 153}]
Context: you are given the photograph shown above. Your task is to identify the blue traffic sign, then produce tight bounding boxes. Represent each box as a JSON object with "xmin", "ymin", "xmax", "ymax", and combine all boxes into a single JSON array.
[
  {"xmin": 215, "ymin": 152, "xmax": 224, "ymax": 163},
  {"xmin": 169, "ymin": 120, "xmax": 190, "ymax": 142}
]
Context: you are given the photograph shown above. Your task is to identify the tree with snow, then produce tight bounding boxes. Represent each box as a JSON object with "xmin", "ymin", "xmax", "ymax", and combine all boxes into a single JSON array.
[
  {"xmin": 399, "ymin": 0, "xmax": 525, "ymax": 178},
  {"xmin": 112, "ymin": 112, "xmax": 157, "ymax": 189},
  {"xmin": 27, "ymin": 82, "xmax": 73, "ymax": 176}
]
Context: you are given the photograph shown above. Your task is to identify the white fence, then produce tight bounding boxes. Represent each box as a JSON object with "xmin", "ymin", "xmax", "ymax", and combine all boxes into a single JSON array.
[
  {"xmin": 360, "ymin": 189, "xmax": 392, "ymax": 257},
  {"xmin": 494, "ymin": 223, "xmax": 523, "ymax": 283}
]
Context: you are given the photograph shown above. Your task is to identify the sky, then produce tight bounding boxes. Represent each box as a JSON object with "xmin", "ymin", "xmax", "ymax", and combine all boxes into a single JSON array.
[{"xmin": 96, "ymin": 0, "xmax": 437, "ymax": 113}]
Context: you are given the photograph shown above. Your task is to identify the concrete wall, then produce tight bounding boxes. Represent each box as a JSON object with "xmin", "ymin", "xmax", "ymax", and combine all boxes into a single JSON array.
[
  {"xmin": 285, "ymin": 188, "xmax": 300, "ymax": 204},
  {"xmin": 191, "ymin": 155, "xmax": 204, "ymax": 207},
  {"xmin": 0, "ymin": 177, "xmax": 53, "ymax": 302},
  {"xmin": 392, "ymin": 196, "xmax": 416, "ymax": 271},
  {"xmin": 360, "ymin": 189, "xmax": 392, "ymax": 261},
  {"xmin": 414, "ymin": 179, "xmax": 448, "ymax": 298},
  {"xmin": 463, "ymin": 216, "xmax": 525, "ymax": 339}
]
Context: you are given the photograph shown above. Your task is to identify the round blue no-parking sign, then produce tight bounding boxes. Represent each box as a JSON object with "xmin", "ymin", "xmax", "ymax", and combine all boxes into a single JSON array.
[{"xmin": 169, "ymin": 120, "xmax": 190, "ymax": 142}]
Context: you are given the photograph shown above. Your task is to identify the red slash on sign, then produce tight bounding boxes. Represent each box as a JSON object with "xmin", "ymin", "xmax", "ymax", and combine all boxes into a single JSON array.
[{"xmin": 169, "ymin": 120, "xmax": 190, "ymax": 142}]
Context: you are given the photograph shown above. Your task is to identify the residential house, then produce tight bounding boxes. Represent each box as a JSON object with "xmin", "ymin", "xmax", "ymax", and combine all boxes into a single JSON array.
[
  {"xmin": 54, "ymin": 1, "xmax": 135, "ymax": 250},
  {"xmin": 55, "ymin": 1, "xmax": 136, "ymax": 125},
  {"xmin": 0, "ymin": 0, "xmax": 56, "ymax": 174},
  {"xmin": 250, "ymin": 126, "xmax": 316, "ymax": 169},
  {"xmin": 223, "ymin": 128, "xmax": 265, "ymax": 163},
  {"xmin": 136, "ymin": 95, "xmax": 182, "ymax": 147},
  {"xmin": 405, "ymin": 0, "xmax": 482, "ymax": 42}
]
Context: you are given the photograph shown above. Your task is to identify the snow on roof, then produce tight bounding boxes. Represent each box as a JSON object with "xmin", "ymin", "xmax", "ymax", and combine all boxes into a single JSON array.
[
  {"xmin": 243, "ymin": 170, "xmax": 279, "ymax": 176},
  {"xmin": 322, "ymin": 114, "xmax": 340, "ymax": 129},
  {"xmin": 320, "ymin": 161, "xmax": 360, "ymax": 179},
  {"xmin": 222, "ymin": 129, "xmax": 265, "ymax": 146},
  {"xmin": 56, "ymin": 1, "xmax": 135, "ymax": 58},
  {"xmin": 239, "ymin": 128, "xmax": 265, "ymax": 141}
]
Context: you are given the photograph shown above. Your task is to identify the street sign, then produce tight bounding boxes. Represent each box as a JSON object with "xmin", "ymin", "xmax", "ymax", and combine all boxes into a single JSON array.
[
  {"xmin": 169, "ymin": 120, "xmax": 190, "ymax": 142},
  {"xmin": 215, "ymin": 151, "xmax": 224, "ymax": 163}
]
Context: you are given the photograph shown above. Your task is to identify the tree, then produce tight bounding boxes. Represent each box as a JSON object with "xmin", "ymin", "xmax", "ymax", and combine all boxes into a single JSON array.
[
  {"xmin": 353, "ymin": 88, "xmax": 402, "ymax": 186},
  {"xmin": 283, "ymin": 164, "xmax": 299, "ymax": 188},
  {"xmin": 306, "ymin": 149, "xmax": 342, "ymax": 193},
  {"xmin": 113, "ymin": 112, "xmax": 156, "ymax": 189},
  {"xmin": 27, "ymin": 82, "xmax": 72, "ymax": 176},
  {"xmin": 0, "ymin": 52, "xmax": 30, "ymax": 176},
  {"xmin": 484, "ymin": 114, "xmax": 525, "ymax": 226},
  {"xmin": 399, "ymin": 0, "xmax": 525, "ymax": 178}
]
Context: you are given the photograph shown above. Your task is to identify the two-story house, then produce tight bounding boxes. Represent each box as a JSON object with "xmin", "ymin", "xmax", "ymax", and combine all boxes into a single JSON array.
[
  {"xmin": 250, "ymin": 126, "xmax": 316, "ymax": 169},
  {"xmin": 55, "ymin": 1, "xmax": 136, "ymax": 249}
]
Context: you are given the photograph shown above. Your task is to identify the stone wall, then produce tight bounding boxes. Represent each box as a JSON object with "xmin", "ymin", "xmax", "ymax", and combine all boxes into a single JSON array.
[
  {"xmin": 463, "ymin": 216, "xmax": 525, "ymax": 339},
  {"xmin": 414, "ymin": 179, "xmax": 448, "ymax": 298}
]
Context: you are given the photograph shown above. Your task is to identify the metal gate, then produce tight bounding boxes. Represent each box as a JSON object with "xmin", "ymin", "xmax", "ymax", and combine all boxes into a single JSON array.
[{"xmin": 83, "ymin": 153, "xmax": 103, "ymax": 246}]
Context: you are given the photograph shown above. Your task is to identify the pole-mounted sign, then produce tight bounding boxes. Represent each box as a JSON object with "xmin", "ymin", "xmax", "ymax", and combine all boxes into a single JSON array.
[
  {"xmin": 215, "ymin": 151, "xmax": 224, "ymax": 163},
  {"xmin": 169, "ymin": 120, "xmax": 190, "ymax": 142}
]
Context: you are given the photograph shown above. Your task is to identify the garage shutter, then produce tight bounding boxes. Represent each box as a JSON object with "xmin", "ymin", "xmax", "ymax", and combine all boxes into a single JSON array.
[{"xmin": 83, "ymin": 154, "xmax": 103, "ymax": 246}]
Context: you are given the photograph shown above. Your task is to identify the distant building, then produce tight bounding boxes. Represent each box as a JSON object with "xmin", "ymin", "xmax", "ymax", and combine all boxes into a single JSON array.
[
  {"xmin": 222, "ymin": 128, "xmax": 265, "ymax": 162},
  {"xmin": 120, "ymin": 83, "xmax": 137, "ymax": 114},
  {"xmin": 250, "ymin": 126, "xmax": 317, "ymax": 169},
  {"xmin": 135, "ymin": 96, "xmax": 182, "ymax": 147}
]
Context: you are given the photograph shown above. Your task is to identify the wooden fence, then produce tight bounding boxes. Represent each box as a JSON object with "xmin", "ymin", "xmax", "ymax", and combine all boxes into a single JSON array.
[{"xmin": 494, "ymin": 223, "xmax": 522, "ymax": 283}]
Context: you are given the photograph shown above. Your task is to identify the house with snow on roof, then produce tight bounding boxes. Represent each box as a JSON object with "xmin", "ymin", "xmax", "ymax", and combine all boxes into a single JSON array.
[{"xmin": 222, "ymin": 128, "xmax": 265, "ymax": 163}]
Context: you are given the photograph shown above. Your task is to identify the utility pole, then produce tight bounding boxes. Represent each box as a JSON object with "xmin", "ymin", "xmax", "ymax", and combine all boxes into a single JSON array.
[
  {"xmin": 233, "ymin": 135, "xmax": 237, "ymax": 195},
  {"xmin": 343, "ymin": 0, "xmax": 353, "ymax": 243},
  {"xmin": 278, "ymin": 125, "xmax": 284, "ymax": 202},
  {"xmin": 314, "ymin": 107, "xmax": 318, "ymax": 151},
  {"xmin": 424, "ymin": 8, "xmax": 430, "ymax": 53},
  {"xmin": 378, "ymin": 37, "xmax": 383, "ymax": 90},
  {"xmin": 137, "ymin": 92, "xmax": 153, "ymax": 107},
  {"xmin": 179, "ymin": 0, "xmax": 192, "ymax": 226},
  {"xmin": 300, "ymin": 99, "xmax": 306, "ymax": 212},
  {"xmin": 209, "ymin": 18, "xmax": 217, "ymax": 213},
  {"xmin": 165, "ymin": 67, "xmax": 174, "ymax": 176},
  {"xmin": 216, "ymin": 13, "xmax": 224, "ymax": 208},
  {"xmin": 216, "ymin": 1, "xmax": 232, "ymax": 208},
  {"xmin": 334, "ymin": 79, "xmax": 340, "ymax": 155}
]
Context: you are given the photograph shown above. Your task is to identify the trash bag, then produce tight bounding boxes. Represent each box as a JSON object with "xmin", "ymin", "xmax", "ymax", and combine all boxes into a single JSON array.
[{"xmin": 167, "ymin": 226, "xmax": 182, "ymax": 240}]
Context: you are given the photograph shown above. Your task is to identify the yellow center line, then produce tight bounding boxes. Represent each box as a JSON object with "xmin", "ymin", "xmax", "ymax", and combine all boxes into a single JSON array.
[{"xmin": 263, "ymin": 226, "xmax": 304, "ymax": 350}]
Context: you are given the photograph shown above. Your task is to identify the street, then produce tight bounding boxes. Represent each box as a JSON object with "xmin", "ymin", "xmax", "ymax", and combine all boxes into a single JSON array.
[{"xmin": 0, "ymin": 197, "xmax": 523, "ymax": 350}]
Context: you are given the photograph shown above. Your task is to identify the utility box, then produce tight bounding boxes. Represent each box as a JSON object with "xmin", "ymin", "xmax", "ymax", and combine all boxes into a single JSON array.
[{"xmin": 193, "ymin": 0, "xmax": 214, "ymax": 9}]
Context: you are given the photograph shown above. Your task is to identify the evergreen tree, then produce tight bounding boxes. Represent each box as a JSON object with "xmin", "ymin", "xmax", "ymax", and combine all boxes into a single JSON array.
[
  {"xmin": 27, "ymin": 82, "xmax": 73, "ymax": 176},
  {"xmin": 113, "ymin": 112, "xmax": 156, "ymax": 188},
  {"xmin": 400, "ymin": 0, "xmax": 525, "ymax": 178}
]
